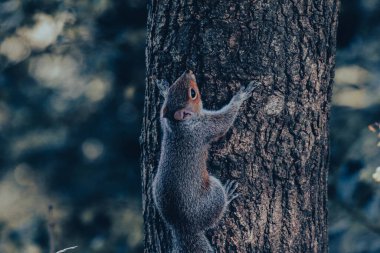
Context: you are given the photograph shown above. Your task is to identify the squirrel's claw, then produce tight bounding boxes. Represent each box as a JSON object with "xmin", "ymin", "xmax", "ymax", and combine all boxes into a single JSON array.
[
  {"xmin": 227, "ymin": 193, "xmax": 240, "ymax": 204},
  {"xmin": 233, "ymin": 81, "xmax": 260, "ymax": 103},
  {"xmin": 155, "ymin": 79, "xmax": 170, "ymax": 97},
  {"xmin": 224, "ymin": 180, "xmax": 240, "ymax": 203},
  {"xmin": 225, "ymin": 180, "xmax": 238, "ymax": 193},
  {"xmin": 244, "ymin": 81, "xmax": 260, "ymax": 94}
]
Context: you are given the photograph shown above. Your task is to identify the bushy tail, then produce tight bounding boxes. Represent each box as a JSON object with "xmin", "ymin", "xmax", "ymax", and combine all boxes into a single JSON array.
[{"xmin": 171, "ymin": 230, "xmax": 214, "ymax": 253}]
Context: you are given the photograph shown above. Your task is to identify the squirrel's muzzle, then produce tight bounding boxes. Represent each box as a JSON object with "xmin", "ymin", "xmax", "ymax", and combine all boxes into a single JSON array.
[{"xmin": 173, "ymin": 108, "xmax": 194, "ymax": 121}]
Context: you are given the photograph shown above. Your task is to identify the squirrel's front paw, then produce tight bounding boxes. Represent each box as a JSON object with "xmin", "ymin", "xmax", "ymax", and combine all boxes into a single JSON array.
[
  {"xmin": 155, "ymin": 79, "xmax": 170, "ymax": 97},
  {"xmin": 224, "ymin": 180, "xmax": 240, "ymax": 204},
  {"xmin": 233, "ymin": 81, "xmax": 260, "ymax": 102},
  {"xmin": 244, "ymin": 81, "xmax": 260, "ymax": 94}
]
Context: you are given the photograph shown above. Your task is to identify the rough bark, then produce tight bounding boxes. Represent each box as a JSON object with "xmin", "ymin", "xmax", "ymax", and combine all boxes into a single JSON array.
[{"xmin": 141, "ymin": 0, "xmax": 339, "ymax": 252}]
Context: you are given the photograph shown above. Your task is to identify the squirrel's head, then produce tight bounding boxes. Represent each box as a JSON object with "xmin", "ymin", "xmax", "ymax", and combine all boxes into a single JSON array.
[{"xmin": 162, "ymin": 70, "xmax": 202, "ymax": 121}]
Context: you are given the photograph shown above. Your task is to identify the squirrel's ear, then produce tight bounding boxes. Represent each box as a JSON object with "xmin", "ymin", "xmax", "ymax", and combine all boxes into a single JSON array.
[{"xmin": 155, "ymin": 79, "xmax": 170, "ymax": 98}]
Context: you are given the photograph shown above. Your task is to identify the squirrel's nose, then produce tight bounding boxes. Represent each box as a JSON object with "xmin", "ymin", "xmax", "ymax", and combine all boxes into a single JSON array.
[{"xmin": 174, "ymin": 109, "xmax": 194, "ymax": 121}]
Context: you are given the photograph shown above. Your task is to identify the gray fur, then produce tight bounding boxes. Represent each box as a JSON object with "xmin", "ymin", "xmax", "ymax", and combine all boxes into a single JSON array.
[{"xmin": 152, "ymin": 72, "xmax": 258, "ymax": 253}]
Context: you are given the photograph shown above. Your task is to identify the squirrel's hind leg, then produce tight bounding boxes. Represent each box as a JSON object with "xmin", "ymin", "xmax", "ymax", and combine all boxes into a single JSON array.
[
  {"xmin": 188, "ymin": 176, "xmax": 231, "ymax": 231},
  {"xmin": 171, "ymin": 230, "xmax": 214, "ymax": 253}
]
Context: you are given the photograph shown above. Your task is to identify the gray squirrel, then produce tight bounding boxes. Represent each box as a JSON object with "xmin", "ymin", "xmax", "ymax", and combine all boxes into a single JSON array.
[{"xmin": 152, "ymin": 70, "xmax": 257, "ymax": 253}]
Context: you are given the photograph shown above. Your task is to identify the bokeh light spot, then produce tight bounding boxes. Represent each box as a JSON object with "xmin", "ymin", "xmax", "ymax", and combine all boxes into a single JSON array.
[
  {"xmin": 82, "ymin": 139, "xmax": 104, "ymax": 161},
  {"xmin": 124, "ymin": 86, "xmax": 136, "ymax": 100},
  {"xmin": 0, "ymin": 36, "xmax": 30, "ymax": 62},
  {"xmin": 17, "ymin": 13, "xmax": 67, "ymax": 50},
  {"xmin": 28, "ymin": 54, "xmax": 79, "ymax": 88},
  {"xmin": 85, "ymin": 78, "xmax": 109, "ymax": 102},
  {"xmin": 372, "ymin": 167, "xmax": 380, "ymax": 183},
  {"xmin": 335, "ymin": 65, "xmax": 371, "ymax": 86}
]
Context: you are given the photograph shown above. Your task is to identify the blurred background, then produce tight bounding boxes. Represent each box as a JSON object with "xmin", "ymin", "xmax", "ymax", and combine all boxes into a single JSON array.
[{"xmin": 0, "ymin": 0, "xmax": 379, "ymax": 252}]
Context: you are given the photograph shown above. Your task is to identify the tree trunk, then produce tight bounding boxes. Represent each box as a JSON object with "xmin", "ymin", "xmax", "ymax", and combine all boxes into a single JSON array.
[{"xmin": 141, "ymin": 0, "xmax": 339, "ymax": 252}]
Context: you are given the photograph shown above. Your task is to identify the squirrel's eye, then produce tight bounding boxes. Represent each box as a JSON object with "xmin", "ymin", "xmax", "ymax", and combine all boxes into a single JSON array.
[{"xmin": 190, "ymin": 88, "xmax": 197, "ymax": 100}]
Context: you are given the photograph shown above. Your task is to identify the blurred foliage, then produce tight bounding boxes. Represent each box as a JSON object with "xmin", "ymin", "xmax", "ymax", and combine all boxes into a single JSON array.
[
  {"xmin": 330, "ymin": 1, "xmax": 380, "ymax": 252},
  {"xmin": 0, "ymin": 0, "xmax": 145, "ymax": 252},
  {"xmin": 0, "ymin": 0, "xmax": 379, "ymax": 252}
]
